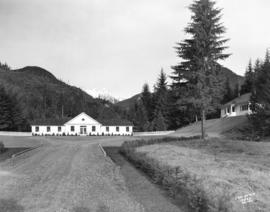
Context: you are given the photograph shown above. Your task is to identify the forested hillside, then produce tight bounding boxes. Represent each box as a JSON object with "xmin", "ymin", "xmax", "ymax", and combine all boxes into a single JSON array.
[
  {"xmin": 116, "ymin": 66, "xmax": 244, "ymax": 131},
  {"xmin": 0, "ymin": 66, "xmax": 124, "ymax": 131},
  {"xmin": 117, "ymin": 66, "xmax": 243, "ymax": 111}
]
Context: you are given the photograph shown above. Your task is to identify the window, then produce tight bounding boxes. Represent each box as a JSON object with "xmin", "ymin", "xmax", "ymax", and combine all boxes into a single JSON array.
[
  {"xmin": 232, "ymin": 106, "xmax": 235, "ymax": 112},
  {"xmin": 116, "ymin": 126, "xmax": 119, "ymax": 132},
  {"xmin": 58, "ymin": 126, "xmax": 61, "ymax": 132},
  {"xmin": 126, "ymin": 127, "xmax": 129, "ymax": 132},
  {"xmin": 227, "ymin": 107, "xmax": 230, "ymax": 113},
  {"xmin": 241, "ymin": 104, "xmax": 249, "ymax": 111},
  {"xmin": 92, "ymin": 126, "xmax": 96, "ymax": 132},
  {"xmin": 71, "ymin": 126, "xmax": 75, "ymax": 132},
  {"xmin": 82, "ymin": 118, "xmax": 85, "ymax": 121},
  {"xmin": 106, "ymin": 126, "xmax": 109, "ymax": 132},
  {"xmin": 35, "ymin": 126, "xmax": 39, "ymax": 132},
  {"xmin": 47, "ymin": 126, "xmax": 51, "ymax": 132}
]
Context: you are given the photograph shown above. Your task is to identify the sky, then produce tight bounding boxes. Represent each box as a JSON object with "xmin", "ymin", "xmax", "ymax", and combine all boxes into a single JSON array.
[{"xmin": 0, "ymin": 0, "xmax": 270, "ymax": 99}]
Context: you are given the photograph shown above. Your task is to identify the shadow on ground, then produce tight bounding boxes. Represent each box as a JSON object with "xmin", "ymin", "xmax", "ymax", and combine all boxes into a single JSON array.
[
  {"xmin": 104, "ymin": 146, "xmax": 185, "ymax": 212},
  {"xmin": 0, "ymin": 148, "xmax": 29, "ymax": 162},
  {"xmin": 0, "ymin": 199, "xmax": 24, "ymax": 212},
  {"xmin": 73, "ymin": 207, "xmax": 91, "ymax": 212},
  {"xmin": 73, "ymin": 202, "xmax": 109, "ymax": 212}
]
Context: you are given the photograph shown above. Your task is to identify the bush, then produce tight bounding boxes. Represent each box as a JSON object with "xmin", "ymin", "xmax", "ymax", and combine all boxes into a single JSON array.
[{"xmin": 0, "ymin": 141, "xmax": 5, "ymax": 153}]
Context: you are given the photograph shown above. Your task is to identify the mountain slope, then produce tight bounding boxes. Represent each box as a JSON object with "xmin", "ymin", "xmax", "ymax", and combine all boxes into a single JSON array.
[
  {"xmin": 115, "ymin": 94, "xmax": 141, "ymax": 110},
  {"xmin": 0, "ymin": 66, "xmax": 123, "ymax": 127},
  {"xmin": 219, "ymin": 66, "xmax": 244, "ymax": 90}
]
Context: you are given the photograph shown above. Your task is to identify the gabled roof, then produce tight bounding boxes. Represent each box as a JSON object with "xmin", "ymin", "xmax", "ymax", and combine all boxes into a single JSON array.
[
  {"xmin": 31, "ymin": 112, "xmax": 133, "ymax": 126},
  {"xmin": 222, "ymin": 93, "xmax": 251, "ymax": 108},
  {"xmin": 64, "ymin": 112, "xmax": 101, "ymax": 125},
  {"xmin": 98, "ymin": 119, "xmax": 133, "ymax": 126},
  {"xmin": 30, "ymin": 117, "xmax": 71, "ymax": 126}
]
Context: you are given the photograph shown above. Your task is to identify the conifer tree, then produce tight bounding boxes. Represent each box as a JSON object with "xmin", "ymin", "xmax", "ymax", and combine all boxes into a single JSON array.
[
  {"xmin": 250, "ymin": 51, "xmax": 270, "ymax": 137},
  {"xmin": 153, "ymin": 69, "xmax": 169, "ymax": 126},
  {"xmin": 0, "ymin": 87, "xmax": 13, "ymax": 130},
  {"xmin": 222, "ymin": 78, "xmax": 234, "ymax": 104},
  {"xmin": 141, "ymin": 83, "xmax": 153, "ymax": 121},
  {"xmin": 152, "ymin": 111, "xmax": 167, "ymax": 131},
  {"xmin": 171, "ymin": 0, "xmax": 230, "ymax": 139},
  {"xmin": 134, "ymin": 102, "xmax": 149, "ymax": 131},
  {"xmin": 240, "ymin": 60, "xmax": 254, "ymax": 95},
  {"xmin": 0, "ymin": 87, "xmax": 28, "ymax": 131}
]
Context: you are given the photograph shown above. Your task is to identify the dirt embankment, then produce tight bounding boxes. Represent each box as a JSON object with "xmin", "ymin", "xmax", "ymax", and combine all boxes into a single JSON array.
[{"xmin": 105, "ymin": 146, "xmax": 185, "ymax": 212}]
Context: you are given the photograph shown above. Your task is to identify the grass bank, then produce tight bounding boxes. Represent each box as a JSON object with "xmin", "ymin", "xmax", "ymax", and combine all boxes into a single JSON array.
[{"xmin": 120, "ymin": 137, "xmax": 270, "ymax": 212}]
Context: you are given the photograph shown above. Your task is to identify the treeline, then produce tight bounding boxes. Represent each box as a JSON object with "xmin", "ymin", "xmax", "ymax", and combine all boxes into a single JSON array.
[
  {"xmin": 124, "ymin": 70, "xmax": 173, "ymax": 131},
  {"xmin": 123, "ymin": 67, "xmax": 239, "ymax": 132},
  {"xmin": 0, "ymin": 86, "xmax": 29, "ymax": 131},
  {"xmin": 0, "ymin": 62, "xmax": 11, "ymax": 71}
]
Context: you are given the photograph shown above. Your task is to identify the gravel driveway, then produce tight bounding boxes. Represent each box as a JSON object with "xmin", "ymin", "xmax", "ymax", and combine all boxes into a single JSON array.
[{"xmin": 0, "ymin": 137, "xmax": 142, "ymax": 212}]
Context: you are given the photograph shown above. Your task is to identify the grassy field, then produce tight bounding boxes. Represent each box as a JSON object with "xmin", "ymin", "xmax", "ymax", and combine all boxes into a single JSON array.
[
  {"xmin": 121, "ymin": 137, "xmax": 270, "ymax": 212},
  {"xmin": 171, "ymin": 116, "xmax": 248, "ymax": 138},
  {"xmin": 0, "ymin": 136, "xmax": 143, "ymax": 212}
]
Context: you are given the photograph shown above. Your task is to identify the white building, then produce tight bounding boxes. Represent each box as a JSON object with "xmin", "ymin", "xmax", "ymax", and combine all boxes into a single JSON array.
[
  {"xmin": 31, "ymin": 112, "xmax": 133, "ymax": 136},
  {"xmin": 220, "ymin": 93, "xmax": 252, "ymax": 118}
]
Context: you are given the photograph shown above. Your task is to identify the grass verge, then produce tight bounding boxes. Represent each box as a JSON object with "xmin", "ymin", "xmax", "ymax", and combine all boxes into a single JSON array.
[{"xmin": 120, "ymin": 137, "xmax": 270, "ymax": 212}]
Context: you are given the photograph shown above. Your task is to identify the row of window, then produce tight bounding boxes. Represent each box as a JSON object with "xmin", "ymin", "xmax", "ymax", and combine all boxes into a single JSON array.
[
  {"xmin": 240, "ymin": 104, "xmax": 249, "ymax": 111},
  {"xmin": 105, "ymin": 126, "xmax": 129, "ymax": 132},
  {"xmin": 35, "ymin": 126, "xmax": 130, "ymax": 132},
  {"xmin": 225, "ymin": 104, "xmax": 249, "ymax": 114}
]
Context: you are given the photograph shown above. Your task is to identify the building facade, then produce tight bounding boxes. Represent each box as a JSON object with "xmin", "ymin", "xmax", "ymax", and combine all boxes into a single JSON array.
[
  {"xmin": 31, "ymin": 112, "xmax": 133, "ymax": 136},
  {"xmin": 221, "ymin": 93, "xmax": 252, "ymax": 118}
]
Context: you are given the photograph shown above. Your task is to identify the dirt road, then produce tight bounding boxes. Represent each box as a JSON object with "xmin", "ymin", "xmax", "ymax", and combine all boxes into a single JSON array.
[{"xmin": 0, "ymin": 137, "xmax": 142, "ymax": 212}]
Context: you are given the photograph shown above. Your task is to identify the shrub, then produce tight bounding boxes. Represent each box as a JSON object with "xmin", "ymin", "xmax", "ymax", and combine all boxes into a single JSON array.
[{"xmin": 0, "ymin": 141, "xmax": 5, "ymax": 153}]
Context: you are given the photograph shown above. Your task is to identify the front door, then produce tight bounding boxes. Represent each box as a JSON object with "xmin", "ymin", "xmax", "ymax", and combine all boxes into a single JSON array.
[{"xmin": 80, "ymin": 126, "xmax": 87, "ymax": 135}]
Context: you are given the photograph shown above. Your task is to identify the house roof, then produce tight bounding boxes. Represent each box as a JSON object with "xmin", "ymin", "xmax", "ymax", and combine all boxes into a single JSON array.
[
  {"xmin": 64, "ymin": 112, "xmax": 101, "ymax": 125},
  {"xmin": 98, "ymin": 119, "xmax": 133, "ymax": 126},
  {"xmin": 221, "ymin": 93, "xmax": 251, "ymax": 108},
  {"xmin": 31, "ymin": 112, "xmax": 133, "ymax": 126},
  {"xmin": 30, "ymin": 117, "xmax": 71, "ymax": 126}
]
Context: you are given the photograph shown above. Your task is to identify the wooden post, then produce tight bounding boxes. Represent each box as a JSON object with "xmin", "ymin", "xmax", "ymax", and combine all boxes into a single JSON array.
[{"xmin": 201, "ymin": 109, "xmax": 206, "ymax": 140}]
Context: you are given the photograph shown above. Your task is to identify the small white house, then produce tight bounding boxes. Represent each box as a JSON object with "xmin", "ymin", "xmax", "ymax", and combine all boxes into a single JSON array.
[
  {"xmin": 31, "ymin": 112, "xmax": 133, "ymax": 136},
  {"xmin": 221, "ymin": 93, "xmax": 252, "ymax": 118}
]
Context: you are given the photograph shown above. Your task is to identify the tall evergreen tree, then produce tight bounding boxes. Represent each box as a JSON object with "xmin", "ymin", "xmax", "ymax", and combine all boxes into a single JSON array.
[
  {"xmin": 134, "ymin": 102, "xmax": 149, "ymax": 131},
  {"xmin": 240, "ymin": 60, "xmax": 254, "ymax": 95},
  {"xmin": 250, "ymin": 51, "xmax": 270, "ymax": 137},
  {"xmin": 0, "ymin": 87, "xmax": 13, "ymax": 130},
  {"xmin": 171, "ymin": 0, "xmax": 230, "ymax": 139},
  {"xmin": 152, "ymin": 110, "xmax": 167, "ymax": 131},
  {"xmin": 0, "ymin": 87, "xmax": 27, "ymax": 131},
  {"xmin": 222, "ymin": 78, "xmax": 234, "ymax": 104},
  {"xmin": 153, "ymin": 69, "xmax": 169, "ymax": 126},
  {"xmin": 141, "ymin": 83, "xmax": 153, "ymax": 121}
]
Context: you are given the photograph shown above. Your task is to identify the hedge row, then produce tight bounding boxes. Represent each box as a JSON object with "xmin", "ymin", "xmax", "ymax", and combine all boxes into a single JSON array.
[
  {"xmin": 0, "ymin": 141, "xmax": 5, "ymax": 153},
  {"xmin": 120, "ymin": 137, "xmax": 232, "ymax": 212}
]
